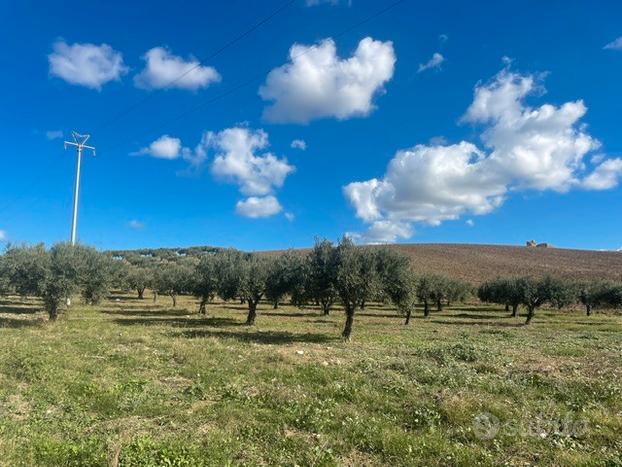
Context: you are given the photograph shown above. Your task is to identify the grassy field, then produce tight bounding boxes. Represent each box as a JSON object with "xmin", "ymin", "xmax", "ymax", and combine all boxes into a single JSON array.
[{"xmin": 0, "ymin": 293, "xmax": 621, "ymax": 466}]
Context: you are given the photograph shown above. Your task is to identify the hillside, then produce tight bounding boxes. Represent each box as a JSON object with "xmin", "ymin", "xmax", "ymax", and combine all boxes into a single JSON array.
[{"xmin": 375, "ymin": 243, "xmax": 622, "ymax": 284}]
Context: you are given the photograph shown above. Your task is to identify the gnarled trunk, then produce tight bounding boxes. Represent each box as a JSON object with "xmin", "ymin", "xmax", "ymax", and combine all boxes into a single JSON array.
[
  {"xmin": 586, "ymin": 304, "xmax": 592, "ymax": 316},
  {"xmin": 423, "ymin": 300, "xmax": 430, "ymax": 318},
  {"xmin": 436, "ymin": 299, "xmax": 443, "ymax": 312},
  {"xmin": 511, "ymin": 304, "xmax": 518, "ymax": 317},
  {"xmin": 138, "ymin": 288, "xmax": 145, "ymax": 300},
  {"xmin": 404, "ymin": 308, "xmax": 412, "ymax": 325},
  {"xmin": 153, "ymin": 291, "xmax": 158, "ymax": 303},
  {"xmin": 525, "ymin": 306, "xmax": 535, "ymax": 325},
  {"xmin": 341, "ymin": 304, "xmax": 355, "ymax": 341},
  {"xmin": 171, "ymin": 294, "xmax": 176, "ymax": 307},
  {"xmin": 321, "ymin": 299, "xmax": 331, "ymax": 316},
  {"xmin": 246, "ymin": 300, "xmax": 257, "ymax": 325},
  {"xmin": 48, "ymin": 303, "xmax": 58, "ymax": 321},
  {"xmin": 505, "ymin": 303, "xmax": 510, "ymax": 312},
  {"xmin": 198, "ymin": 297, "xmax": 208, "ymax": 315}
]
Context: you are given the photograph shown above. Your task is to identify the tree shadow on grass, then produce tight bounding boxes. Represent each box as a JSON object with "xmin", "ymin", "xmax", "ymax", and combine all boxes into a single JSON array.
[
  {"xmin": 101, "ymin": 308, "xmax": 197, "ymax": 317},
  {"xmin": 261, "ymin": 311, "xmax": 324, "ymax": 318},
  {"xmin": 0, "ymin": 317, "xmax": 44, "ymax": 328},
  {"xmin": 445, "ymin": 313, "xmax": 514, "ymax": 320},
  {"xmin": 430, "ymin": 319, "xmax": 523, "ymax": 328},
  {"xmin": 357, "ymin": 312, "xmax": 402, "ymax": 319},
  {"xmin": 0, "ymin": 304, "xmax": 41, "ymax": 315},
  {"xmin": 174, "ymin": 328, "xmax": 335, "ymax": 345},
  {"xmin": 112, "ymin": 316, "xmax": 242, "ymax": 328}
]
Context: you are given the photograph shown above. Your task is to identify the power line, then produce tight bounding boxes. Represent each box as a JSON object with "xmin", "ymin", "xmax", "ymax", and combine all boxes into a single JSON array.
[
  {"xmin": 97, "ymin": 0, "xmax": 296, "ymax": 130},
  {"xmin": 108, "ymin": 0, "xmax": 409, "ymax": 153}
]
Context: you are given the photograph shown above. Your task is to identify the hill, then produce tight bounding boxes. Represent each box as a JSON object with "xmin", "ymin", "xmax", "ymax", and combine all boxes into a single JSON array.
[{"xmin": 373, "ymin": 243, "xmax": 622, "ymax": 284}]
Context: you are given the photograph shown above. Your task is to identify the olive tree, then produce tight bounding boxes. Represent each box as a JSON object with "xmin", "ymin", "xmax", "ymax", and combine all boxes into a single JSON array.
[
  {"xmin": 238, "ymin": 254, "xmax": 270, "ymax": 325},
  {"xmin": 306, "ymin": 239, "xmax": 338, "ymax": 315},
  {"xmin": 416, "ymin": 274, "xmax": 446, "ymax": 317},
  {"xmin": 41, "ymin": 243, "xmax": 89, "ymax": 320},
  {"xmin": 2, "ymin": 244, "xmax": 48, "ymax": 298},
  {"xmin": 193, "ymin": 254, "xmax": 218, "ymax": 315},
  {"xmin": 265, "ymin": 251, "xmax": 300, "ymax": 309},
  {"xmin": 127, "ymin": 265, "xmax": 151, "ymax": 299},
  {"xmin": 478, "ymin": 277, "xmax": 523, "ymax": 317},
  {"xmin": 214, "ymin": 249, "xmax": 243, "ymax": 303},
  {"xmin": 515, "ymin": 276, "xmax": 559, "ymax": 325},
  {"xmin": 333, "ymin": 237, "xmax": 377, "ymax": 340},
  {"xmin": 80, "ymin": 247, "xmax": 115, "ymax": 305},
  {"xmin": 154, "ymin": 261, "xmax": 193, "ymax": 307}
]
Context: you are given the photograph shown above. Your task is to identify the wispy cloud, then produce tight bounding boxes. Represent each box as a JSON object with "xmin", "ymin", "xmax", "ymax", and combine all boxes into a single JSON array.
[
  {"xmin": 418, "ymin": 52, "xmax": 444, "ymax": 73},
  {"xmin": 46, "ymin": 130, "xmax": 63, "ymax": 140},
  {"xmin": 128, "ymin": 220, "xmax": 144, "ymax": 230},
  {"xmin": 604, "ymin": 37, "xmax": 622, "ymax": 50},
  {"xmin": 291, "ymin": 139, "xmax": 307, "ymax": 150}
]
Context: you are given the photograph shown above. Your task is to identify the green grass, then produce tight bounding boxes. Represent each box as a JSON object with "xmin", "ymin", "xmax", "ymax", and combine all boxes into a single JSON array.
[{"xmin": 0, "ymin": 294, "xmax": 621, "ymax": 466}]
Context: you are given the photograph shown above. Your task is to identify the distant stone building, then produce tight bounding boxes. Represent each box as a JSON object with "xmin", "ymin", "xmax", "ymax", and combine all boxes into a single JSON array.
[
  {"xmin": 526, "ymin": 240, "xmax": 537, "ymax": 247},
  {"xmin": 537, "ymin": 243, "xmax": 550, "ymax": 248}
]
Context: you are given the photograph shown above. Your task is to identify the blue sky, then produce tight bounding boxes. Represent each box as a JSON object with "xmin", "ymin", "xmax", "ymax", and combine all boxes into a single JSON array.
[{"xmin": 1, "ymin": 0, "xmax": 622, "ymax": 251}]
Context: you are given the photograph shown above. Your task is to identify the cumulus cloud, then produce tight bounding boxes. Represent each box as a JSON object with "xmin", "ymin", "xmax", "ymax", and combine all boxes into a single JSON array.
[
  {"xmin": 418, "ymin": 52, "xmax": 444, "ymax": 73},
  {"xmin": 259, "ymin": 37, "xmax": 395, "ymax": 123},
  {"xmin": 604, "ymin": 37, "xmax": 622, "ymax": 50},
  {"xmin": 132, "ymin": 135, "xmax": 183, "ymax": 159},
  {"xmin": 581, "ymin": 158, "xmax": 622, "ymax": 190},
  {"xmin": 209, "ymin": 127, "xmax": 294, "ymax": 196},
  {"xmin": 128, "ymin": 220, "xmax": 144, "ymax": 230},
  {"xmin": 0, "ymin": 230, "xmax": 6, "ymax": 242},
  {"xmin": 344, "ymin": 68, "xmax": 622, "ymax": 243},
  {"xmin": 236, "ymin": 196, "xmax": 282, "ymax": 218},
  {"xmin": 291, "ymin": 139, "xmax": 307, "ymax": 150},
  {"xmin": 48, "ymin": 40, "xmax": 127, "ymax": 90},
  {"xmin": 134, "ymin": 47, "xmax": 221, "ymax": 90}
]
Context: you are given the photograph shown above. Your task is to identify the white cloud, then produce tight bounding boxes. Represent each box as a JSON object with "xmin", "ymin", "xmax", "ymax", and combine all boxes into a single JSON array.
[
  {"xmin": 439, "ymin": 34, "xmax": 449, "ymax": 44},
  {"xmin": 48, "ymin": 40, "xmax": 127, "ymax": 90},
  {"xmin": 284, "ymin": 212, "xmax": 295, "ymax": 221},
  {"xmin": 604, "ymin": 37, "xmax": 622, "ymax": 50},
  {"xmin": 210, "ymin": 127, "xmax": 294, "ymax": 196},
  {"xmin": 345, "ymin": 68, "xmax": 622, "ymax": 243},
  {"xmin": 291, "ymin": 139, "xmax": 307, "ymax": 150},
  {"xmin": 128, "ymin": 220, "xmax": 144, "ymax": 230},
  {"xmin": 348, "ymin": 220, "xmax": 413, "ymax": 244},
  {"xmin": 236, "ymin": 196, "xmax": 282, "ymax": 218},
  {"xmin": 466, "ymin": 219, "xmax": 474, "ymax": 227},
  {"xmin": 418, "ymin": 52, "xmax": 444, "ymax": 73},
  {"xmin": 46, "ymin": 130, "xmax": 63, "ymax": 140},
  {"xmin": 0, "ymin": 230, "xmax": 6, "ymax": 242},
  {"xmin": 581, "ymin": 158, "xmax": 622, "ymax": 190},
  {"xmin": 259, "ymin": 37, "xmax": 395, "ymax": 123},
  {"xmin": 134, "ymin": 47, "xmax": 221, "ymax": 90},
  {"xmin": 133, "ymin": 135, "xmax": 183, "ymax": 160}
]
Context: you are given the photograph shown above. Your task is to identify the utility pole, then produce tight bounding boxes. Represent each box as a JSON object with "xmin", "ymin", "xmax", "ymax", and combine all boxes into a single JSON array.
[{"xmin": 64, "ymin": 131, "xmax": 95, "ymax": 245}]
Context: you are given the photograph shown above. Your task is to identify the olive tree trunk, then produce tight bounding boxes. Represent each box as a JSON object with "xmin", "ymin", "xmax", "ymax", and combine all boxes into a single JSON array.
[
  {"xmin": 511, "ymin": 304, "xmax": 519, "ymax": 318},
  {"xmin": 246, "ymin": 300, "xmax": 257, "ymax": 325},
  {"xmin": 404, "ymin": 308, "xmax": 412, "ymax": 325},
  {"xmin": 341, "ymin": 304, "xmax": 355, "ymax": 341},
  {"xmin": 423, "ymin": 300, "xmax": 430, "ymax": 318},
  {"xmin": 525, "ymin": 306, "xmax": 535, "ymax": 325}
]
